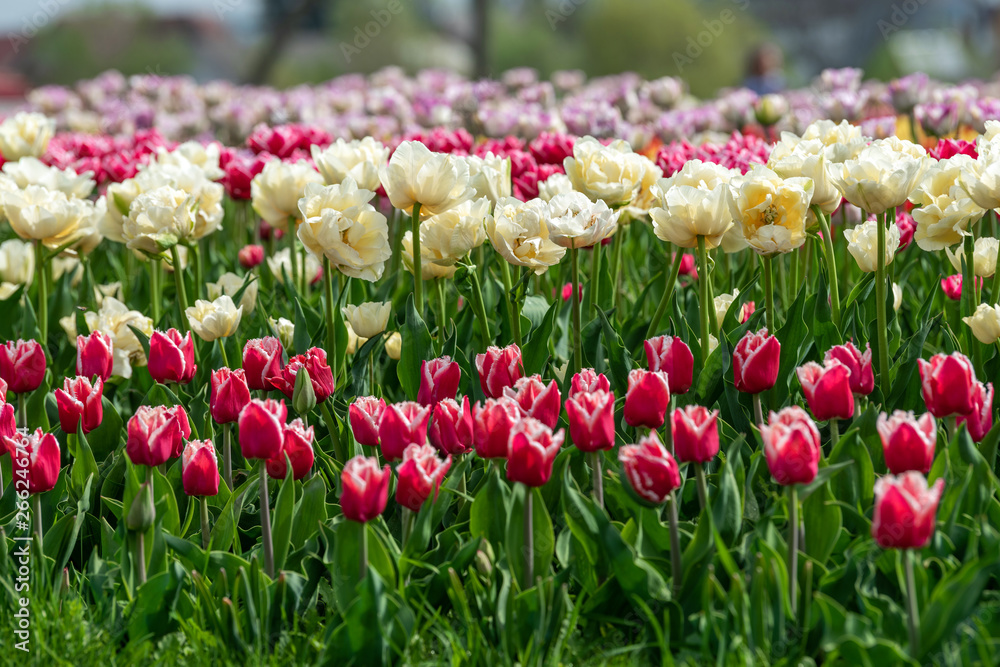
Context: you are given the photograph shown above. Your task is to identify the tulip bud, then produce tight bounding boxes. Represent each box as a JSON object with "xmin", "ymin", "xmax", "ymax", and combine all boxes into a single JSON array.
[
  {"xmin": 238, "ymin": 244, "xmax": 265, "ymax": 269},
  {"xmin": 2, "ymin": 427, "xmax": 60, "ymax": 494},
  {"xmin": 210, "ymin": 367, "xmax": 251, "ymax": 424},
  {"xmin": 569, "ymin": 368, "xmax": 611, "ymax": 398},
  {"xmin": 127, "ymin": 481, "xmax": 157, "ymax": 532},
  {"xmin": 733, "ymin": 328, "xmax": 780, "ymax": 394},
  {"xmin": 272, "ymin": 347, "xmax": 335, "ymax": 404},
  {"xmin": 504, "ymin": 375, "xmax": 561, "ymax": 429},
  {"xmin": 475, "ymin": 344, "xmax": 524, "ymax": 399},
  {"xmin": 963, "ymin": 303, "xmax": 1000, "ymax": 345},
  {"xmin": 291, "ymin": 366, "xmax": 317, "ymax": 415},
  {"xmin": 957, "ymin": 381, "xmax": 993, "ymax": 443},
  {"xmin": 761, "ymin": 406, "xmax": 822, "ymax": 486},
  {"xmin": 671, "ymin": 405, "xmax": 719, "ymax": 463},
  {"xmin": 0, "ymin": 339, "xmax": 46, "ymax": 394},
  {"xmin": 796, "ymin": 359, "xmax": 855, "ymax": 421},
  {"xmin": 238, "ymin": 398, "xmax": 287, "ymax": 460},
  {"xmin": 340, "ymin": 455, "xmax": 391, "ymax": 523},
  {"xmin": 417, "ymin": 356, "xmax": 461, "ymax": 406},
  {"xmin": 126, "ymin": 405, "xmax": 189, "ymax": 468},
  {"xmin": 182, "ymin": 440, "xmax": 220, "ymax": 497},
  {"xmin": 349, "ymin": 396, "xmax": 386, "ymax": 448},
  {"xmin": 623, "ymin": 369, "xmax": 670, "ymax": 429},
  {"xmin": 825, "ymin": 342, "xmax": 874, "ymax": 396},
  {"xmin": 918, "ymin": 352, "xmax": 977, "ymax": 418},
  {"xmin": 378, "ymin": 401, "xmax": 431, "ymax": 461},
  {"xmin": 54, "ymin": 376, "xmax": 104, "ymax": 434},
  {"xmin": 148, "ymin": 329, "xmax": 197, "ymax": 385},
  {"xmin": 872, "ymin": 472, "xmax": 943, "ymax": 549},
  {"xmin": 941, "ymin": 274, "xmax": 982, "ymax": 301},
  {"xmin": 618, "ymin": 431, "xmax": 680, "ymax": 504},
  {"xmin": 242, "ymin": 337, "xmax": 283, "ymax": 391},
  {"xmin": 76, "ymin": 331, "xmax": 113, "ymax": 381},
  {"xmin": 565, "ymin": 389, "xmax": 616, "ymax": 452},
  {"xmin": 644, "ymin": 335, "xmax": 694, "ymax": 395},
  {"xmin": 507, "ymin": 418, "xmax": 566, "ymax": 489},
  {"xmin": 429, "ymin": 397, "xmax": 474, "ymax": 456},
  {"xmin": 267, "ymin": 418, "xmax": 315, "ymax": 480},
  {"xmin": 395, "ymin": 443, "xmax": 452, "ymax": 511},
  {"xmin": 877, "ymin": 411, "xmax": 936, "ymax": 474},
  {"xmin": 472, "ymin": 396, "xmax": 522, "ymax": 459}
]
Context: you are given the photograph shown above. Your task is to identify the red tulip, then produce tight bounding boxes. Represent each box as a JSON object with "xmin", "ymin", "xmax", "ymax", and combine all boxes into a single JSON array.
[
  {"xmin": 378, "ymin": 401, "xmax": 431, "ymax": 461},
  {"xmin": 918, "ymin": 352, "xmax": 977, "ymax": 418},
  {"xmin": 672, "ymin": 405, "xmax": 719, "ymax": 463},
  {"xmin": 872, "ymin": 472, "xmax": 944, "ymax": 549},
  {"xmin": 761, "ymin": 406, "xmax": 822, "ymax": 486},
  {"xmin": 267, "ymin": 418, "xmax": 315, "ymax": 480},
  {"xmin": 644, "ymin": 335, "xmax": 694, "ymax": 395},
  {"xmin": 349, "ymin": 396, "xmax": 386, "ymax": 448},
  {"xmin": 561, "ymin": 282, "xmax": 582, "ymax": 302},
  {"xmin": 0, "ymin": 382, "xmax": 14, "ymax": 442},
  {"xmin": 417, "ymin": 356, "xmax": 461, "ymax": 406},
  {"xmin": 182, "ymin": 439, "xmax": 220, "ymax": 496},
  {"xmin": 148, "ymin": 329, "xmax": 197, "ymax": 385},
  {"xmin": 429, "ymin": 397, "xmax": 474, "ymax": 456},
  {"xmin": 504, "ymin": 375, "xmax": 561, "ymax": 429},
  {"xmin": 340, "ymin": 455, "xmax": 391, "ymax": 523},
  {"xmin": 3, "ymin": 428, "xmax": 60, "ymax": 494},
  {"xmin": 619, "ymin": 431, "xmax": 681, "ymax": 504},
  {"xmin": 0, "ymin": 339, "xmax": 46, "ymax": 394},
  {"xmin": 565, "ymin": 389, "xmax": 615, "ymax": 452},
  {"xmin": 238, "ymin": 244, "xmax": 265, "ymax": 269},
  {"xmin": 623, "ymin": 369, "xmax": 670, "ymax": 429},
  {"xmin": 957, "ymin": 381, "xmax": 993, "ymax": 443},
  {"xmin": 569, "ymin": 368, "xmax": 610, "ymax": 398},
  {"xmin": 733, "ymin": 328, "xmax": 780, "ymax": 394},
  {"xmin": 506, "ymin": 417, "xmax": 564, "ymax": 487},
  {"xmin": 940, "ymin": 274, "xmax": 982, "ymax": 301},
  {"xmin": 472, "ymin": 396, "xmax": 522, "ymax": 459},
  {"xmin": 796, "ymin": 359, "xmax": 855, "ymax": 421},
  {"xmin": 54, "ymin": 376, "xmax": 104, "ymax": 434},
  {"xmin": 877, "ymin": 411, "xmax": 936, "ymax": 475},
  {"xmin": 475, "ymin": 344, "xmax": 524, "ymax": 399},
  {"xmin": 126, "ymin": 405, "xmax": 189, "ymax": 468},
  {"xmin": 676, "ymin": 252, "xmax": 698, "ymax": 279},
  {"xmin": 210, "ymin": 367, "xmax": 251, "ymax": 424},
  {"xmin": 76, "ymin": 331, "xmax": 113, "ymax": 381},
  {"xmin": 272, "ymin": 347, "xmax": 335, "ymax": 403},
  {"xmin": 739, "ymin": 301, "xmax": 756, "ymax": 324},
  {"xmin": 238, "ymin": 398, "xmax": 287, "ymax": 460},
  {"xmin": 168, "ymin": 406, "xmax": 193, "ymax": 457},
  {"xmin": 825, "ymin": 342, "xmax": 874, "ymax": 396},
  {"xmin": 242, "ymin": 337, "xmax": 284, "ymax": 391},
  {"xmin": 395, "ymin": 443, "xmax": 452, "ymax": 511}
]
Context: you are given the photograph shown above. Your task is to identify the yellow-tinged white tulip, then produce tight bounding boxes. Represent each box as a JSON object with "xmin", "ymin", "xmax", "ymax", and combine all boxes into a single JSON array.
[
  {"xmin": 768, "ymin": 140, "xmax": 842, "ymax": 213},
  {"xmin": 657, "ymin": 159, "xmax": 737, "ymax": 191},
  {"xmin": 547, "ymin": 191, "xmax": 619, "ymax": 249},
  {"xmin": 150, "ymin": 141, "xmax": 223, "ymax": 180},
  {"xmin": 0, "ymin": 112, "xmax": 54, "ymax": 160},
  {"xmin": 267, "ymin": 247, "xmax": 321, "ymax": 285},
  {"xmin": 485, "ymin": 197, "xmax": 566, "ymax": 273},
  {"xmin": 186, "ymin": 295, "xmax": 243, "ymax": 342},
  {"xmin": 122, "ymin": 186, "xmax": 196, "ymax": 255},
  {"xmin": 963, "ymin": 303, "xmax": 1000, "ymax": 344},
  {"xmin": 2, "ymin": 184, "xmax": 95, "ymax": 249},
  {"xmin": 345, "ymin": 322, "xmax": 367, "ymax": 355},
  {"xmin": 796, "ymin": 119, "xmax": 869, "ymax": 163},
  {"xmin": 714, "ymin": 290, "xmax": 739, "ymax": 328},
  {"xmin": 465, "ymin": 152, "xmax": 512, "ymax": 204},
  {"xmin": 910, "ymin": 158, "xmax": 985, "ymax": 251},
  {"xmin": 84, "ymin": 296, "xmax": 153, "ymax": 378},
  {"xmin": 650, "ymin": 182, "xmax": 733, "ymax": 249},
  {"xmin": 0, "ymin": 238, "xmax": 33, "ymax": 299},
  {"xmin": 625, "ymin": 155, "xmax": 664, "ymax": 217},
  {"xmin": 296, "ymin": 178, "xmax": 391, "ymax": 282},
  {"xmin": 311, "ymin": 137, "xmax": 388, "ymax": 191},
  {"xmin": 401, "ymin": 197, "xmax": 490, "ymax": 279},
  {"xmin": 341, "ymin": 301, "xmax": 391, "ymax": 339},
  {"xmin": 207, "ymin": 272, "xmax": 258, "ymax": 314},
  {"xmin": 563, "ymin": 136, "xmax": 646, "ymax": 206},
  {"xmin": 251, "ymin": 159, "xmax": 323, "ymax": 230},
  {"xmin": 379, "ymin": 140, "xmax": 475, "ymax": 216},
  {"xmin": 385, "ymin": 331, "xmax": 402, "ymax": 360},
  {"xmin": 2, "ymin": 158, "xmax": 95, "ymax": 198},
  {"xmin": 843, "ymin": 219, "xmax": 900, "ymax": 272},
  {"xmin": 269, "ymin": 317, "xmax": 295, "ymax": 350},
  {"xmin": 830, "ymin": 138, "xmax": 930, "ymax": 216},
  {"xmin": 958, "ymin": 146, "xmax": 1000, "ymax": 210},
  {"xmin": 538, "ymin": 172, "xmax": 574, "ymax": 201},
  {"xmin": 892, "ymin": 283, "xmax": 903, "ymax": 312},
  {"xmin": 946, "ymin": 237, "xmax": 999, "ymax": 278},
  {"xmin": 730, "ymin": 165, "xmax": 814, "ymax": 256}
]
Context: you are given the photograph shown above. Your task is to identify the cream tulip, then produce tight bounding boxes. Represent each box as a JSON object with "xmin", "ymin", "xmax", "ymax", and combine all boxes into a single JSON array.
[
  {"xmin": 0, "ymin": 238, "xmax": 33, "ymax": 299},
  {"xmin": 485, "ymin": 197, "xmax": 566, "ymax": 273},
  {"xmin": 2, "ymin": 158, "xmax": 95, "ymax": 198},
  {"xmin": 0, "ymin": 112, "xmax": 54, "ymax": 160},
  {"xmin": 946, "ymin": 237, "xmax": 999, "ymax": 278},
  {"xmin": 958, "ymin": 145, "xmax": 1000, "ymax": 210},
  {"xmin": 269, "ymin": 317, "xmax": 295, "ymax": 350},
  {"xmin": 385, "ymin": 331, "xmax": 402, "ymax": 360},
  {"xmin": 650, "ymin": 182, "xmax": 733, "ymax": 249},
  {"xmin": 797, "ymin": 119, "xmax": 869, "ymax": 164},
  {"xmin": 378, "ymin": 140, "xmax": 475, "ymax": 216},
  {"xmin": 3, "ymin": 185, "xmax": 95, "ymax": 249},
  {"xmin": 186, "ymin": 295, "xmax": 243, "ymax": 342},
  {"xmin": 122, "ymin": 186, "xmax": 197, "ymax": 255},
  {"xmin": 964, "ymin": 303, "xmax": 1000, "ymax": 344},
  {"xmin": 207, "ymin": 272, "xmax": 258, "ymax": 314},
  {"xmin": 538, "ymin": 173, "xmax": 574, "ymax": 201},
  {"xmin": 341, "ymin": 301, "xmax": 391, "ymax": 339},
  {"xmin": 843, "ymin": 219, "xmax": 901, "ymax": 272},
  {"xmin": 345, "ymin": 322, "xmax": 367, "ymax": 355},
  {"xmin": 251, "ymin": 159, "xmax": 323, "ymax": 230},
  {"xmin": 84, "ymin": 296, "xmax": 153, "ymax": 378},
  {"xmin": 150, "ymin": 141, "xmax": 223, "ymax": 180},
  {"xmin": 892, "ymin": 283, "xmax": 903, "ymax": 312},
  {"xmin": 465, "ymin": 152, "xmax": 512, "ymax": 204},
  {"xmin": 730, "ymin": 165, "xmax": 814, "ymax": 256},
  {"xmin": 830, "ymin": 138, "xmax": 930, "ymax": 216},
  {"xmin": 768, "ymin": 140, "xmax": 842, "ymax": 213},
  {"xmin": 401, "ymin": 198, "xmax": 490, "ymax": 279},
  {"xmin": 563, "ymin": 136, "xmax": 646, "ymax": 206},
  {"xmin": 714, "ymin": 290, "xmax": 739, "ymax": 328},
  {"xmin": 267, "ymin": 248, "xmax": 321, "ymax": 285},
  {"xmin": 311, "ymin": 137, "xmax": 388, "ymax": 191},
  {"xmin": 547, "ymin": 191, "xmax": 619, "ymax": 249},
  {"xmin": 910, "ymin": 158, "xmax": 985, "ymax": 251},
  {"xmin": 626, "ymin": 155, "xmax": 664, "ymax": 217}
]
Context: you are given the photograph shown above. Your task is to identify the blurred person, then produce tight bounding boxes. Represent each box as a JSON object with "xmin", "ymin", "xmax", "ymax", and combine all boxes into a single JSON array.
[{"xmin": 743, "ymin": 44, "xmax": 785, "ymax": 95}]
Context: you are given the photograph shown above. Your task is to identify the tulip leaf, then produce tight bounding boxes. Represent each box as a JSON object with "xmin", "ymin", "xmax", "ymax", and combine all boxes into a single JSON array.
[
  {"xmin": 270, "ymin": 462, "xmax": 296, "ymax": 573},
  {"xmin": 71, "ymin": 424, "xmax": 100, "ymax": 504},
  {"xmin": 290, "ymin": 474, "xmax": 327, "ymax": 550},
  {"xmin": 470, "ymin": 465, "xmax": 511, "ymax": 551},
  {"xmin": 293, "ymin": 297, "xmax": 310, "ymax": 356},
  {"xmin": 397, "ymin": 294, "xmax": 432, "ymax": 401},
  {"xmin": 918, "ymin": 553, "xmax": 1000, "ymax": 657},
  {"xmin": 506, "ymin": 483, "xmax": 554, "ymax": 590},
  {"xmin": 87, "ymin": 397, "xmax": 124, "ymax": 461},
  {"xmin": 798, "ymin": 460, "xmax": 854, "ymax": 502},
  {"xmin": 803, "ymin": 483, "xmax": 842, "ymax": 566},
  {"xmin": 598, "ymin": 307, "xmax": 632, "ymax": 395},
  {"xmin": 128, "ymin": 324, "xmax": 152, "ymax": 359},
  {"xmin": 522, "ymin": 299, "xmax": 558, "ymax": 377}
]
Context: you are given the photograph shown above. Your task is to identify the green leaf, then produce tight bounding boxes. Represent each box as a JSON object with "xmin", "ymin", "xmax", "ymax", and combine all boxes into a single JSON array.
[
  {"xmin": 293, "ymin": 297, "xmax": 310, "ymax": 355},
  {"xmin": 522, "ymin": 299, "xmax": 558, "ymax": 376},
  {"xmin": 397, "ymin": 294, "xmax": 432, "ymax": 400},
  {"xmin": 505, "ymin": 484, "xmax": 554, "ymax": 590},
  {"xmin": 290, "ymin": 474, "xmax": 327, "ymax": 549},
  {"xmin": 803, "ymin": 483, "xmax": 841, "ymax": 566},
  {"xmin": 918, "ymin": 554, "xmax": 1000, "ymax": 657},
  {"xmin": 270, "ymin": 463, "xmax": 296, "ymax": 573},
  {"xmin": 470, "ymin": 465, "xmax": 511, "ymax": 551},
  {"xmin": 70, "ymin": 424, "xmax": 100, "ymax": 504},
  {"xmin": 598, "ymin": 307, "xmax": 632, "ymax": 395}
]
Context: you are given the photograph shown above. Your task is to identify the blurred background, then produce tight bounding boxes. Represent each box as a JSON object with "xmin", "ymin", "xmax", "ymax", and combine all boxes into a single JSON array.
[{"xmin": 0, "ymin": 0, "xmax": 998, "ymax": 99}]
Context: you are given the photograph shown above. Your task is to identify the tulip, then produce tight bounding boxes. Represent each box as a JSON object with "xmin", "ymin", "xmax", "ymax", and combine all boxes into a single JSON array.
[
  {"xmin": 242, "ymin": 337, "xmax": 284, "ymax": 391},
  {"xmin": 417, "ymin": 356, "xmax": 461, "ymax": 406},
  {"xmin": 3, "ymin": 427, "xmax": 60, "ymax": 495},
  {"xmin": 0, "ymin": 339, "xmax": 46, "ymax": 395},
  {"xmin": 623, "ymin": 369, "xmax": 670, "ymax": 430},
  {"xmin": 148, "ymin": 329, "xmax": 197, "ymax": 385},
  {"xmin": 940, "ymin": 274, "xmax": 964, "ymax": 301},
  {"xmin": 672, "ymin": 405, "xmax": 720, "ymax": 464},
  {"xmin": 266, "ymin": 418, "xmax": 315, "ymax": 480},
  {"xmin": 877, "ymin": 411, "xmax": 937, "ymax": 474},
  {"xmin": 957, "ymin": 381, "xmax": 994, "ymax": 443},
  {"xmin": 54, "ymin": 376, "xmax": 104, "ymax": 435},
  {"xmin": 251, "ymin": 159, "xmax": 323, "ymax": 229},
  {"xmin": 485, "ymin": 198, "xmax": 566, "ymax": 275},
  {"xmin": 649, "ymin": 180, "xmax": 734, "ymax": 249},
  {"xmin": 378, "ymin": 140, "xmax": 475, "ymax": 217},
  {"xmin": 963, "ymin": 303, "xmax": 1000, "ymax": 344},
  {"xmin": 843, "ymin": 219, "xmax": 900, "ymax": 273},
  {"xmin": 76, "ymin": 330, "xmax": 113, "ymax": 381},
  {"xmin": 428, "ymin": 397, "xmax": 474, "ymax": 456},
  {"xmin": 619, "ymin": 431, "xmax": 681, "ymax": 504},
  {"xmin": 825, "ymin": 342, "xmax": 874, "ymax": 396},
  {"xmin": 506, "ymin": 417, "xmax": 564, "ymax": 488},
  {"xmin": 796, "ymin": 359, "xmax": 855, "ymax": 422},
  {"xmin": 83, "ymin": 297, "xmax": 152, "ymax": 379},
  {"xmin": 182, "ymin": 439, "xmax": 220, "ymax": 497},
  {"xmin": 207, "ymin": 272, "xmax": 258, "ymax": 315},
  {"xmin": 569, "ymin": 368, "xmax": 611, "ymax": 399},
  {"xmin": 505, "ymin": 375, "xmax": 561, "ymax": 430},
  {"xmin": 730, "ymin": 165, "xmax": 814, "ymax": 256},
  {"xmin": 210, "ymin": 367, "xmax": 251, "ymax": 425},
  {"xmin": 341, "ymin": 301, "xmax": 391, "ymax": 339},
  {"xmin": 0, "ymin": 112, "xmax": 54, "ymax": 160},
  {"xmin": 644, "ymin": 335, "xmax": 694, "ymax": 395},
  {"xmin": 312, "ymin": 137, "xmax": 388, "ymax": 191},
  {"xmin": 563, "ymin": 136, "xmax": 646, "ymax": 206},
  {"xmin": 395, "ymin": 443, "xmax": 452, "ymax": 512},
  {"xmin": 272, "ymin": 347, "xmax": 335, "ymax": 404},
  {"xmin": 734, "ymin": 328, "xmax": 781, "ymax": 398},
  {"xmin": 238, "ymin": 398, "xmax": 287, "ymax": 461},
  {"xmin": 546, "ymin": 191, "xmax": 620, "ymax": 248},
  {"xmin": 126, "ymin": 405, "xmax": 189, "ymax": 468},
  {"xmin": 472, "ymin": 396, "xmax": 522, "ymax": 459},
  {"xmin": 565, "ymin": 389, "xmax": 615, "ymax": 453},
  {"xmin": 385, "ymin": 331, "xmax": 402, "ymax": 360},
  {"xmin": 872, "ymin": 471, "xmax": 944, "ymax": 550},
  {"xmin": 761, "ymin": 406, "xmax": 822, "ymax": 486},
  {"xmin": 349, "ymin": 396, "xmax": 386, "ymax": 448},
  {"xmin": 186, "ymin": 295, "xmax": 243, "ymax": 342},
  {"xmin": 340, "ymin": 455, "xmax": 391, "ymax": 523},
  {"xmin": 946, "ymin": 237, "xmax": 999, "ymax": 278},
  {"xmin": 238, "ymin": 244, "xmax": 265, "ymax": 269},
  {"xmin": 918, "ymin": 352, "xmax": 977, "ymax": 418},
  {"xmin": 475, "ymin": 344, "xmax": 524, "ymax": 399},
  {"xmin": 378, "ymin": 401, "xmax": 431, "ymax": 461}
]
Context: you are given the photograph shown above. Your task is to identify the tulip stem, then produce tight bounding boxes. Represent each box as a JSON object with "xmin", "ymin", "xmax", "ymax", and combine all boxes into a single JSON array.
[
  {"xmin": 962, "ymin": 233, "xmax": 983, "ymax": 373},
  {"xmin": 17, "ymin": 394, "xmax": 26, "ymax": 429},
  {"xmin": 287, "ymin": 216, "xmax": 299, "ymax": 294},
  {"xmin": 170, "ymin": 245, "xmax": 189, "ymax": 323},
  {"xmin": 435, "ymin": 278, "xmax": 448, "ymax": 354},
  {"xmin": 762, "ymin": 255, "xmax": 775, "ymax": 334},
  {"xmin": 813, "ymin": 206, "xmax": 841, "ymax": 332},
  {"xmin": 752, "ymin": 393, "xmax": 764, "ymax": 427},
  {"xmin": 467, "ymin": 262, "xmax": 492, "ymax": 344},
  {"xmin": 360, "ymin": 523, "xmax": 369, "ymax": 580},
  {"xmin": 788, "ymin": 484, "xmax": 799, "ymax": 616},
  {"xmin": 200, "ymin": 496, "xmax": 211, "ymax": 550},
  {"xmin": 217, "ymin": 338, "xmax": 230, "ymax": 369},
  {"xmin": 322, "ymin": 256, "xmax": 338, "ymax": 362},
  {"xmin": 523, "ymin": 484, "xmax": 534, "ymax": 587},
  {"xmin": 645, "ymin": 248, "xmax": 685, "ymax": 340},
  {"xmin": 590, "ymin": 238, "xmax": 602, "ymax": 320},
  {"xmin": 150, "ymin": 260, "xmax": 162, "ymax": 324},
  {"xmin": 875, "ymin": 213, "xmax": 890, "ymax": 399},
  {"xmin": 588, "ymin": 451, "xmax": 604, "ymax": 509},
  {"xmin": 222, "ymin": 424, "xmax": 233, "ymax": 491},
  {"xmin": 411, "ymin": 202, "xmax": 424, "ymax": 314},
  {"xmin": 697, "ymin": 236, "xmax": 712, "ymax": 369},
  {"xmin": 34, "ymin": 241, "xmax": 48, "ymax": 344},
  {"xmin": 990, "ymin": 211, "xmax": 1000, "ymax": 305},
  {"xmin": 499, "ymin": 260, "xmax": 522, "ymax": 347},
  {"xmin": 663, "ymin": 400, "xmax": 675, "ymax": 455},
  {"xmin": 33, "ymin": 493, "xmax": 43, "ymax": 544},
  {"xmin": 694, "ymin": 462, "xmax": 709, "ymax": 513},
  {"xmin": 401, "ymin": 507, "xmax": 413, "ymax": 550},
  {"xmin": 258, "ymin": 460, "xmax": 274, "ymax": 578},
  {"xmin": 829, "ymin": 418, "xmax": 840, "ymax": 450},
  {"xmin": 135, "ymin": 532, "xmax": 146, "ymax": 585},
  {"xmin": 905, "ymin": 549, "xmax": 920, "ymax": 658},
  {"xmin": 570, "ymin": 246, "xmax": 583, "ymax": 379},
  {"xmin": 668, "ymin": 491, "xmax": 683, "ymax": 598}
]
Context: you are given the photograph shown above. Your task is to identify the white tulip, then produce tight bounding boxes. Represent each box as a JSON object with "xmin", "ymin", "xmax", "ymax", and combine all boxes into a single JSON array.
[
  {"xmin": 563, "ymin": 136, "xmax": 646, "ymax": 206},
  {"xmin": 547, "ymin": 191, "xmax": 620, "ymax": 249},
  {"xmin": 341, "ymin": 301, "xmax": 391, "ymax": 338},
  {"xmin": 186, "ymin": 295, "xmax": 243, "ymax": 342},
  {"xmin": 843, "ymin": 219, "xmax": 901, "ymax": 272},
  {"xmin": 311, "ymin": 137, "xmax": 388, "ymax": 192},
  {"xmin": 379, "ymin": 140, "xmax": 475, "ymax": 216}
]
